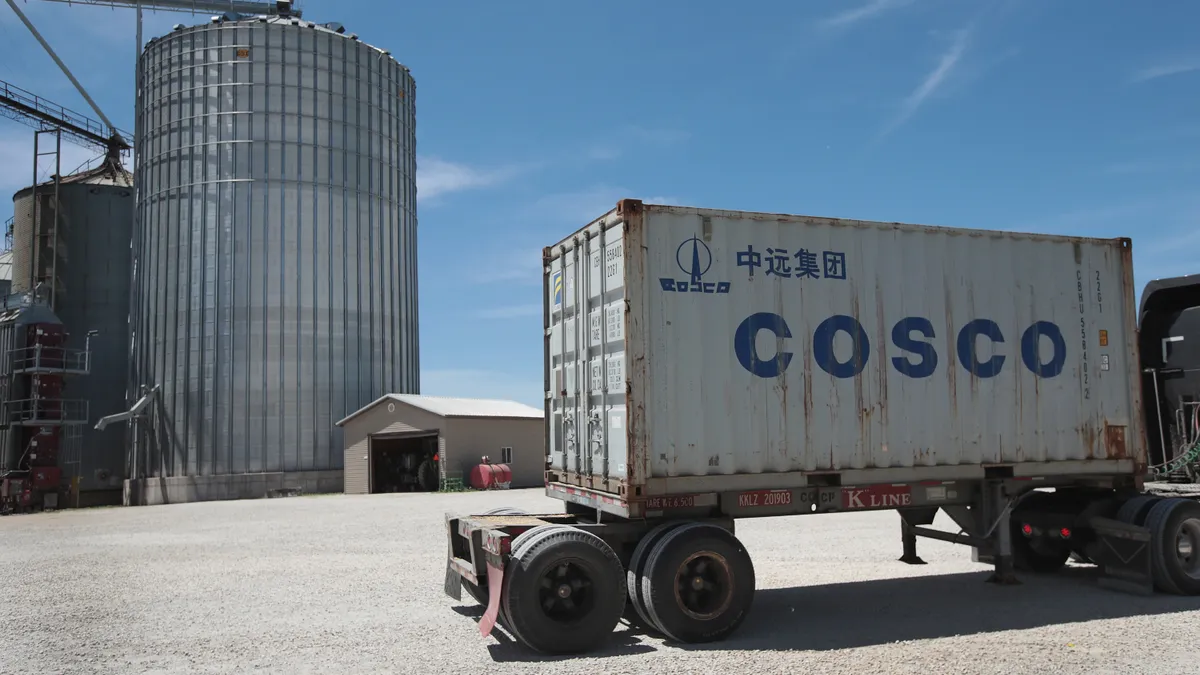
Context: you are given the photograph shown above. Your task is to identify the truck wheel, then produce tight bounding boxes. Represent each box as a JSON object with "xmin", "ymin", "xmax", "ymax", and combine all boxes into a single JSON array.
[
  {"xmin": 417, "ymin": 459, "xmax": 439, "ymax": 492},
  {"xmin": 640, "ymin": 522, "xmax": 755, "ymax": 644},
  {"xmin": 498, "ymin": 523, "xmax": 577, "ymax": 640},
  {"xmin": 501, "ymin": 527, "xmax": 626, "ymax": 654},
  {"xmin": 625, "ymin": 521, "xmax": 687, "ymax": 632},
  {"xmin": 483, "ymin": 507, "xmax": 528, "ymax": 516},
  {"xmin": 1117, "ymin": 495, "xmax": 1161, "ymax": 526},
  {"xmin": 1146, "ymin": 498, "xmax": 1200, "ymax": 595}
]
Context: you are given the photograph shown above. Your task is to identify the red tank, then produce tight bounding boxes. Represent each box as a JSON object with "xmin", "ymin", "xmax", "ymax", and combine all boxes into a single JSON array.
[{"xmin": 469, "ymin": 463, "xmax": 512, "ymax": 490}]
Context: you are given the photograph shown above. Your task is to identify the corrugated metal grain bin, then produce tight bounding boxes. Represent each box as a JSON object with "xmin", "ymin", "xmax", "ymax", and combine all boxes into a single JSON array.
[
  {"xmin": 128, "ymin": 15, "xmax": 418, "ymax": 501},
  {"xmin": 544, "ymin": 200, "xmax": 1144, "ymax": 505}
]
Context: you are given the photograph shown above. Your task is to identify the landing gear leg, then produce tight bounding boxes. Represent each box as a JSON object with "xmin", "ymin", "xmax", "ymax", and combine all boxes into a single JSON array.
[
  {"xmin": 986, "ymin": 481, "xmax": 1021, "ymax": 586},
  {"xmin": 899, "ymin": 521, "xmax": 927, "ymax": 565}
]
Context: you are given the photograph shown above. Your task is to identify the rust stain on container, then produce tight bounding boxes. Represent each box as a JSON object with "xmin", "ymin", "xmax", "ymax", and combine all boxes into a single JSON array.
[
  {"xmin": 1104, "ymin": 424, "xmax": 1127, "ymax": 459},
  {"xmin": 874, "ymin": 280, "xmax": 889, "ymax": 437},
  {"xmin": 1080, "ymin": 423, "xmax": 1098, "ymax": 459}
]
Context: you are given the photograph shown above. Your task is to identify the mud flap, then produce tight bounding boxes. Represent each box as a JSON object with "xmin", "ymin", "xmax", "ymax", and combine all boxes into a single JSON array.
[
  {"xmin": 1090, "ymin": 516, "xmax": 1154, "ymax": 596},
  {"xmin": 444, "ymin": 515, "xmax": 463, "ymax": 601},
  {"xmin": 444, "ymin": 556, "xmax": 463, "ymax": 601},
  {"xmin": 478, "ymin": 561, "xmax": 505, "ymax": 638}
]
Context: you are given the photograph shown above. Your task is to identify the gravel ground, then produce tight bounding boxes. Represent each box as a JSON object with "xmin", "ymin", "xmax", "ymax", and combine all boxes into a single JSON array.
[{"xmin": 3, "ymin": 488, "xmax": 1199, "ymax": 675}]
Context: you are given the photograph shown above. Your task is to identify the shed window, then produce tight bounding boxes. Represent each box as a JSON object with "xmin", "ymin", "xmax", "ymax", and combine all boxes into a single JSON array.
[{"xmin": 500, "ymin": 446, "xmax": 513, "ymax": 464}]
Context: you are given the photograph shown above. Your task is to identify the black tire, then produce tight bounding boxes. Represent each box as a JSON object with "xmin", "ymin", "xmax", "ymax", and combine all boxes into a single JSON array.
[
  {"xmin": 640, "ymin": 522, "xmax": 755, "ymax": 644},
  {"xmin": 1146, "ymin": 498, "xmax": 1200, "ymax": 595},
  {"xmin": 417, "ymin": 459, "xmax": 439, "ymax": 492},
  {"xmin": 483, "ymin": 507, "xmax": 528, "ymax": 516},
  {"xmin": 501, "ymin": 527, "xmax": 626, "ymax": 655},
  {"xmin": 498, "ymin": 524, "xmax": 578, "ymax": 644},
  {"xmin": 625, "ymin": 521, "xmax": 686, "ymax": 632},
  {"xmin": 1117, "ymin": 495, "xmax": 1161, "ymax": 526}
]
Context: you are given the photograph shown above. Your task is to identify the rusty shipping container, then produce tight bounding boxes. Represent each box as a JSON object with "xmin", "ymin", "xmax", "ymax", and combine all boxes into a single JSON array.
[{"xmin": 544, "ymin": 200, "xmax": 1145, "ymax": 516}]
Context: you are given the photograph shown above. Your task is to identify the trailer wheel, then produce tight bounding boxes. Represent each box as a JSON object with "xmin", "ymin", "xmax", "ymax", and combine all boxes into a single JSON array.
[
  {"xmin": 417, "ymin": 459, "xmax": 439, "ymax": 492},
  {"xmin": 625, "ymin": 521, "xmax": 686, "ymax": 632},
  {"xmin": 1146, "ymin": 498, "xmax": 1200, "ymax": 595},
  {"xmin": 497, "ymin": 524, "xmax": 577, "ymax": 641},
  {"xmin": 483, "ymin": 507, "xmax": 528, "ymax": 516},
  {"xmin": 501, "ymin": 527, "xmax": 626, "ymax": 654},
  {"xmin": 640, "ymin": 522, "xmax": 755, "ymax": 644},
  {"xmin": 1117, "ymin": 495, "xmax": 1161, "ymax": 526}
]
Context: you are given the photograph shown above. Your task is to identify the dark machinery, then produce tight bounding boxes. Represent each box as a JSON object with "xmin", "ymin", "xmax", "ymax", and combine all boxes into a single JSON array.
[
  {"xmin": 0, "ymin": 297, "xmax": 93, "ymax": 514},
  {"xmin": 372, "ymin": 436, "xmax": 440, "ymax": 493},
  {"xmin": 1139, "ymin": 274, "xmax": 1200, "ymax": 482}
]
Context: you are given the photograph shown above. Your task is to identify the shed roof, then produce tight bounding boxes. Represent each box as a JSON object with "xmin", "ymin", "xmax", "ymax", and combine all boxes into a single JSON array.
[{"xmin": 336, "ymin": 393, "xmax": 543, "ymax": 427}]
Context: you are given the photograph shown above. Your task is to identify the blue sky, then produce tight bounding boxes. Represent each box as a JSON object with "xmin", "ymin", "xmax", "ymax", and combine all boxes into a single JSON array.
[{"xmin": 0, "ymin": 0, "xmax": 1197, "ymax": 408}]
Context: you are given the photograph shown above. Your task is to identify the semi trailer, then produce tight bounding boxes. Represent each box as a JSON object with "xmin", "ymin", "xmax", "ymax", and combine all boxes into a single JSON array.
[{"xmin": 443, "ymin": 199, "xmax": 1200, "ymax": 655}]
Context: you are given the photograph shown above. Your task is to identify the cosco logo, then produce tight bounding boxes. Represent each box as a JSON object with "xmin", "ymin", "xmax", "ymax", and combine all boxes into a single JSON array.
[
  {"xmin": 734, "ymin": 312, "xmax": 1068, "ymax": 380},
  {"xmin": 659, "ymin": 236, "xmax": 732, "ymax": 295}
]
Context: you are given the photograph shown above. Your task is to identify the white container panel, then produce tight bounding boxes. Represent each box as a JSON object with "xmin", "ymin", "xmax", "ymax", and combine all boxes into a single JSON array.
[
  {"xmin": 545, "ymin": 203, "xmax": 1142, "ymax": 495},
  {"xmin": 546, "ymin": 225, "xmax": 628, "ymax": 482}
]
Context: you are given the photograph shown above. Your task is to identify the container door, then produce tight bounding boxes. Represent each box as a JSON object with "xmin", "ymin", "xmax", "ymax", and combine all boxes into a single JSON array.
[{"xmin": 546, "ymin": 221, "xmax": 627, "ymax": 488}]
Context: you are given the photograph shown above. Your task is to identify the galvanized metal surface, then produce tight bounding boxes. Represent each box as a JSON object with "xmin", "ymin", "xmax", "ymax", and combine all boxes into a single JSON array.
[
  {"xmin": 10, "ymin": 167, "xmax": 134, "ymax": 492},
  {"xmin": 382, "ymin": 395, "xmax": 543, "ymax": 421},
  {"xmin": 545, "ymin": 202, "xmax": 1144, "ymax": 497},
  {"xmin": 131, "ymin": 18, "xmax": 419, "ymax": 479}
]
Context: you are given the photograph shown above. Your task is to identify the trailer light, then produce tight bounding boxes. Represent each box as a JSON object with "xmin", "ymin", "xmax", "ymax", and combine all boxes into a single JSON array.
[
  {"xmin": 1021, "ymin": 523, "xmax": 1033, "ymax": 537},
  {"xmin": 1059, "ymin": 527, "xmax": 1072, "ymax": 540}
]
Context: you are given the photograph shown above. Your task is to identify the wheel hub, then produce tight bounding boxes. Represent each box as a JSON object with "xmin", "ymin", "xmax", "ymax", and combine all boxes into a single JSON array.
[
  {"xmin": 537, "ymin": 561, "xmax": 594, "ymax": 621},
  {"xmin": 1176, "ymin": 517, "xmax": 1200, "ymax": 581},
  {"xmin": 674, "ymin": 551, "xmax": 734, "ymax": 621}
]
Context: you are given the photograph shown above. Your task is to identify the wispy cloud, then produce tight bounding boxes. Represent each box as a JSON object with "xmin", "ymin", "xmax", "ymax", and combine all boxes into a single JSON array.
[
  {"xmin": 1102, "ymin": 158, "xmax": 1200, "ymax": 176},
  {"xmin": 474, "ymin": 304, "xmax": 542, "ymax": 320},
  {"xmin": 817, "ymin": 0, "xmax": 915, "ymax": 30},
  {"xmin": 527, "ymin": 186, "xmax": 683, "ymax": 230},
  {"xmin": 416, "ymin": 156, "xmax": 526, "ymax": 202},
  {"xmin": 463, "ymin": 247, "xmax": 544, "ymax": 286},
  {"xmin": 880, "ymin": 27, "xmax": 972, "ymax": 136},
  {"xmin": 420, "ymin": 368, "xmax": 543, "ymax": 408},
  {"xmin": 584, "ymin": 126, "xmax": 690, "ymax": 162},
  {"xmin": 1129, "ymin": 58, "xmax": 1200, "ymax": 84}
]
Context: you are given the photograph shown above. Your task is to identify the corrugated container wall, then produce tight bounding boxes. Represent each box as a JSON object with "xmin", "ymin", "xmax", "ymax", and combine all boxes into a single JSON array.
[
  {"xmin": 9, "ymin": 165, "xmax": 134, "ymax": 499},
  {"xmin": 131, "ymin": 18, "xmax": 419, "ymax": 483},
  {"xmin": 545, "ymin": 202, "xmax": 1143, "ymax": 498}
]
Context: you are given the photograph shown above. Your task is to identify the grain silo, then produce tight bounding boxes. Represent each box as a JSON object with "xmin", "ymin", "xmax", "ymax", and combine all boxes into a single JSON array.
[
  {"xmin": 8, "ymin": 157, "xmax": 134, "ymax": 506},
  {"xmin": 127, "ymin": 14, "xmax": 419, "ymax": 504}
]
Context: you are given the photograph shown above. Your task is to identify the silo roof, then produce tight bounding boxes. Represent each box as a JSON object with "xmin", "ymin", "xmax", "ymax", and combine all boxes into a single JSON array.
[{"xmin": 14, "ymin": 156, "xmax": 132, "ymax": 198}]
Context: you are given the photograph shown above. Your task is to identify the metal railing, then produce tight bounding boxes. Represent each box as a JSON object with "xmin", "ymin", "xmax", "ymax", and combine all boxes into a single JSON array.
[
  {"xmin": 8, "ymin": 344, "xmax": 91, "ymax": 375},
  {"xmin": 0, "ymin": 78, "xmax": 129, "ymax": 151},
  {"xmin": 36, "ymin": 0, "xmax": 300, "ymax": 17},
  {"xmin": 5, "ymin": 397, "xmax": 89, "ymax": 426}
]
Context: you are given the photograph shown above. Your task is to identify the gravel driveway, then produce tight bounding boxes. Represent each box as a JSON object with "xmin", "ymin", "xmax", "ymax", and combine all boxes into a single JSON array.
[{"xmin": 3, "ymin": 488, "xmax": 1198, "ymax": 675}]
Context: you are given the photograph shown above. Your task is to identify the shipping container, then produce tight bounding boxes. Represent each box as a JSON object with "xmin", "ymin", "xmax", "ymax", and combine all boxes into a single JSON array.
[
  {"xmin": 444, "ymin": 200, "xmax": 1200, "ymax": 657},
  {"xmin": 544, "ymin": 200, "xmax": 1144, "ymax": 514}
]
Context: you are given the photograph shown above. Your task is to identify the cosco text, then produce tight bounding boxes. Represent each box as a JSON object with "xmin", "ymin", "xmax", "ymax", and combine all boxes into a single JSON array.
[{"xmin": 734, "ymin": 312, "xmax": 1068, "ymax": 380}]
